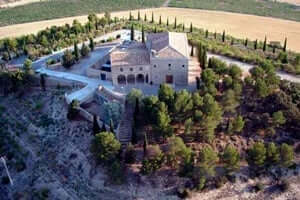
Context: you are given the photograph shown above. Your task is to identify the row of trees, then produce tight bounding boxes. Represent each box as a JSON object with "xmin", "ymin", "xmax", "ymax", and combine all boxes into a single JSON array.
[
  {"xmin": 0, "ymin": 13, "xmax": 115, "ymax": 61},
  {"xmin": 62, "ymin": 41, "xmax": 92, "ymax": 68}
]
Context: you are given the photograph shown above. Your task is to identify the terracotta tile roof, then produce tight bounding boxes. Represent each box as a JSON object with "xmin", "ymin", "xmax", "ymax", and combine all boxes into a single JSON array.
[
  {"xmin": 110, "ymin": 42, "xmax": 150, "ymax": 67},
  {"xmin": 147, "ymin": 32, "xmax": 189, "ymax": 59}
]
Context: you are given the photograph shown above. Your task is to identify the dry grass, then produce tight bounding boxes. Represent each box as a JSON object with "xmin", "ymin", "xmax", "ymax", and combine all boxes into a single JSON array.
[{"xmin": 1, "ymin": 7, "xmax": 300, "ymax": 52}]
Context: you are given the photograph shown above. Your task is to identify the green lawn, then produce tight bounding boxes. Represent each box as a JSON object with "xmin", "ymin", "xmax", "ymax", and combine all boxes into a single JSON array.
[
  {"xmin": 169, "ymin": 0, "xmax": 300, "ymax": 22},
  {"xmin": 0, "ymin": 0, "xmax": 164, "ymax": 26}
]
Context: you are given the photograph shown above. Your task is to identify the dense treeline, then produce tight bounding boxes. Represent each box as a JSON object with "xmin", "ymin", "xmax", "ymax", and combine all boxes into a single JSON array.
[{"xmin": 0, "ymin": 12, "xmax": 121, "ymax": 61}]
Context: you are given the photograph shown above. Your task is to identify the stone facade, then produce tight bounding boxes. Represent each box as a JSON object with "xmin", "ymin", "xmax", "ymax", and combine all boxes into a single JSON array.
[{"xmin": 98, "ymin": 32, "xmax": 190, "ymax": 86}]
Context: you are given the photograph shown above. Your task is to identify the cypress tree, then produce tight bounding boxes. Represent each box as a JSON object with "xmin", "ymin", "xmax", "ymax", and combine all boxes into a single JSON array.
[
  {"xmin": 231, "ymin": 38, "xmax": 234, "ymax": 45},
  {"xmin": 174, "ymin": 17, "xmax": 177, "ymax": 29},
  {"xmin": 114, "ymin": 17, "xmax": 117, "ymax": 24},
  {"xmin": 182, "ymin": 23, "xmax": 185, "ymax": 32},
  {"xmin": 130, "ymin": 24, "xmax": 134, "ymax": 41},
  {"xmin": 190, "ymin": 22, "xmax": 193, "ymax": 33},
  {"xmin": 190, "ymin": 45, "xmax": 194, "ymax": 57},
  {"xmin": 167, "ymin": 18, "xmax": 169, "ymax": 26},
  {"xmin": 283, "ymin": 37, "xmax": 287, "ymax": 52},
  {"xmin": 74, "ymin": 42, "xmax": 79, "ymax": 61},
  {"xmin": 151, "ymin": 12, "xmax": 154, "ymax": 23},
  {"xmin": 159, "ymin": 15, "xmax": 162, "ymax": 25},
  {"xmin": 40, "ymin": 73, "xmax": 46, "ymax": 91},
  {"xmin": 138, "ymin": 11, "xmax": 141, "ymax": 21},
  {"xmin": 144, "ymin": 13, "xmax": 147, "ymax": 21},
  {"xmin": 214, "ymin": 31, "xmax": 217, "ymax": 40},
  {"xmin": 142, "ymin": 26, "xmax": 145, "ymax": 43},
  {"xmin": 254, "ymin": 39, "xmax": 258, "ymax": 50},
  {"xmin": 101, "ymin": 122, "xmax": 106, "ymax": 132},
  {"xmin": 202, "ymin": 47, "xmax": 207, "ymax": 69},
  {"xmin": 132, "ymin": 120, "xmax": 137, "ymax": 144},
  {"xmin": 208, "ymin": 58, "xmax": 212, "ymax": 68},
  {"xmin": 129, "ymin": 11, "xmax": 132, "ymax": 21},
  {"xmin": 263, "ymin": 36, "xmax": 267, "ymax": 52},
  {"xmin": 93, "ymin": 115, "xmax": 101, "ymax": 135},
  {"xmin": 89, "ymin": 37, "xmax": 94, "ymax": 51},
  {"xmin": 134, "ymin": 98, "xmax": 140, "ymax": 116},
  {"xmin": 154, "ymin": 26, "xmax": 157, "ymax": 33},
  {"xmin": 110, "ymin": 119, "xmax": 114, "ymax": 133},
  {"xmin": 222, "ymin": 30, "xmax": 225, "ymax": 42},
  {"xmin": 143, "ymin": 132, "xmax": 148, "ymax": 157},
  {"xmin": 245, "ymin": 38, "xmax": 248, "ymax": 47},
  {"xmin": 205, "ymin": 30, "xmax": 208, "ymax": 38},
  {"xmin": 197, "ymin": 43, "xmax": 202, "ymax": 64},
  {"xmin": 273, "ymin": 46, "xmax": 276, "ymax": 54}
]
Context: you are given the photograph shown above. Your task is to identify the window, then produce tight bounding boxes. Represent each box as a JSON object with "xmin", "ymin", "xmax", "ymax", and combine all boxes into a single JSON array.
[
  {"xmin": 139, "ymin": 67, "xmax": 143, "ymax": 71},
  {"xmin": 153, "ymin": 65, "xmax": 157, "ymax": 68},
  {"xmin": 168, "ymin": 64, "xmax": 171, "ymax": 67},
  {"xmin": 130, "ymin": 68, "xmax": 133, "ymax": 72},
  {"xmin": 182, "ymin": 65, "xmax": 185, "ymax": 68},
  {"xmin": 120, "ymin": 67, "xmax": 123, "ymax": 72}
]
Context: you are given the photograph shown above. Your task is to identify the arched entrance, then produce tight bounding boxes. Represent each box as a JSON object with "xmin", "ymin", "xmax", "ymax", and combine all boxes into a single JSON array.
[
  {"xmin": 136, "ymin": 74, "xmax": 145, "ymax": 83},
  {"xmin": 117, "ymin": 75, "xmax": 126, "ymax": 84},
  {"xmin": 127, "ymin": 74, "xmax": 135, "ymax": 84}
]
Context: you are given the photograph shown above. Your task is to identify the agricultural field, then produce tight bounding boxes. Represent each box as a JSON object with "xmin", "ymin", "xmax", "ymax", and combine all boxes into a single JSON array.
[
  {"xmin": 0, "ymin": 0, "xmax": 164, "ymax": 26},
  {"xmin": 169, "ymin": 0, "xmax": 300, "ymax": 22},
  {"xmin": 1, "ymin": 8, "xmax": 300, "ymax": 53}
]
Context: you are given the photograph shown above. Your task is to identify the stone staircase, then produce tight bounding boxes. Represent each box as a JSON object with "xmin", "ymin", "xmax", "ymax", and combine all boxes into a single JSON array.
[{"xmin": 116, "ymin": 102, "xmax": 134, "ymax": 148}]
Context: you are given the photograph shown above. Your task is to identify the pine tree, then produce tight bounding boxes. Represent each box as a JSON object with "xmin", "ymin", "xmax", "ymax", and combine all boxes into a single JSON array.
[
  {"xmin": 130, "ymin": 24, "xmax": 134, "ymax": 41},
  {"xmin": 174, "ymin": 17, "xmax": 177, "ymax": 29},
  {"xmin": 205, "ymin": 30, "xmax": 208, "ymax": 38},
  {"xmin": 93, "ymin": 115, "xmax": 101, "ymax": 135},
  {"xmin": 222, "ymin": 30, "xmax": 225, "ymax": 42},
  {"xmin": 138, "ymin": 11, "xmax": 141, "ymax": 21},
  {"xmin": 151, "ymin": 12, "xmax": 154, "ymax": 23},
  {"xmin": 254, "ymin": 39, "xmax": 258, "ymax": 50},
  {"xmin": 263, "ymin": 36, "xmax": 267, "ymax": 52},
  {"xmin": 74, "ymin": 42, "xmax": 79, "ymax": 61},
  {"xmin": 159, "ymin": 15, "xmax": 162, "ymax": 25},
  {"xmin": 89, "ymin": 37, "xmax": 94, "ymax": 51},
  {"xmin": 283, "ymin": 37, "xmax": 287, "ymax": 52},
  {"xmin": 142, "ymin": 26, "xmax": 145, "ymax": 43},
  {"xmin": 190, "ymin": 22, "xmax": 193, "ymax": 33}
]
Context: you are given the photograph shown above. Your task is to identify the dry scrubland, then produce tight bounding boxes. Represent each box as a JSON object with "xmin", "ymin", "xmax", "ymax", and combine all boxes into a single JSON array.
[{"xmin": 1, "ymin": 7, "xmax": 300, "ymax": 52}]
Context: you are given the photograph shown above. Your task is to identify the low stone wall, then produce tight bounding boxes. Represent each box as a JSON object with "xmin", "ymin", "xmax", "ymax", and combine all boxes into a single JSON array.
[
  {"xmin": 99, "ymin": 86, "xmax": 126, "ymax": 104},
  {"xmin": 46, "ymin": 63, "xmax": 61, "ymax": 70},
  {"xmin": 41, "ymin": 75, "xmax": 85, "ymax": 88},
  {"xmin": 77, "ymin": 107, "xmax": 111, "ymax": 131}
]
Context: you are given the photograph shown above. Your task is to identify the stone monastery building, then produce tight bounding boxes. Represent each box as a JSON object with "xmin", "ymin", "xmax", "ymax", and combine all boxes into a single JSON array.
[{"xmin": 88, "ymin": 32, "xmax": 190, "ymax": 86}]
